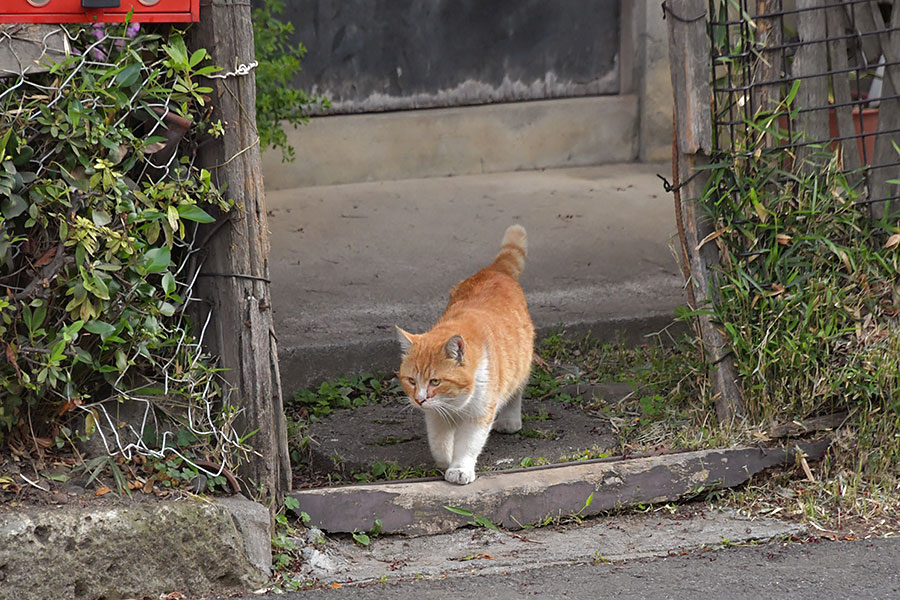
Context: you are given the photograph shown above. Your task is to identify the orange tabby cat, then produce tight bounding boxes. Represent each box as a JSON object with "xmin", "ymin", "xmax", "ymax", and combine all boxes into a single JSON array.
[{"xmin": 396, "ymin": 224, "xmax": 535, "ymax": 485}]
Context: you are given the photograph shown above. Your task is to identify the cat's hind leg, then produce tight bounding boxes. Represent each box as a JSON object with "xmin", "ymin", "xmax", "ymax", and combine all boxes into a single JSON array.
[
  {"xmin": 425, "ymin": 411, "xmax": 454, "ymax": 470},
  {"xmin": 492, "ymin": 388, "xmax": 523, "ymax": 434}
]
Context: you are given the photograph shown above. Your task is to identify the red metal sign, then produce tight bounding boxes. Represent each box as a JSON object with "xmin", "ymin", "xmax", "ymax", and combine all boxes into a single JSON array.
[{"xmin": 0, "ymin": 0, "xmax": 199, "ymax": 23}]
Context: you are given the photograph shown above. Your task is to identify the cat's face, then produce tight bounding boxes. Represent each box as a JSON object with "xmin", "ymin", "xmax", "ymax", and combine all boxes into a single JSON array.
[{"xmin": 396, "ymin": 328, "xmax": 474, "ymax": 411}]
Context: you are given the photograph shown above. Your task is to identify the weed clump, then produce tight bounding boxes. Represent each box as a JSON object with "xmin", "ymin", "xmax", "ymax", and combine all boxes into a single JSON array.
[{"xmin": 707, "ymin": 149, "xmax": 900, "ymax": 515}]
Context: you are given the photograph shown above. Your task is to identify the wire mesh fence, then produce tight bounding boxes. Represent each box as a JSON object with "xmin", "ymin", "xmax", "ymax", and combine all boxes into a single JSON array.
[
  {"xmin": 708, "ymin": 0, "xmax": 900, "ymax": 217},
  {"xmin": 0, "ymin": 23, "xmax": 249, "ymax": 483}
]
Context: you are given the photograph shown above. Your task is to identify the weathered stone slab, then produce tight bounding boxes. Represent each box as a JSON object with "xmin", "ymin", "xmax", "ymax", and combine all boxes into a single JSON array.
[
  {"xmin": 290, "ymin": 440, "xmax": 830, "ymax": 536},
  {"xmin": 0, "ymin": 496, "xmax": 269, "ymax": 600}
]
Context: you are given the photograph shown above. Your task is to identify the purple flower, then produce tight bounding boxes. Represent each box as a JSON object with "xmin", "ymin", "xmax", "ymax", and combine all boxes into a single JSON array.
[{"xmin": 126, "ymin": 23, "xmax": 140, "ymax": 38}]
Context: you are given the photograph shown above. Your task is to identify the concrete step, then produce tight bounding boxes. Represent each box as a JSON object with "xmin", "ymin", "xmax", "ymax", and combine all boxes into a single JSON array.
[
  {"xmin": 266, "ymin": 162, "xmax": 686, "ymax": 392},
  {"xmin": 261, "ymin": 95, "xmax": 638, "ymax": 189}
]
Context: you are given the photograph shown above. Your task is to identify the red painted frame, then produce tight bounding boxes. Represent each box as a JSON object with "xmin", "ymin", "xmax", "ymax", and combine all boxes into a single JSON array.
[{"xmin": 0, "ymin": 0, "xmax": 199, "ymax": 23}]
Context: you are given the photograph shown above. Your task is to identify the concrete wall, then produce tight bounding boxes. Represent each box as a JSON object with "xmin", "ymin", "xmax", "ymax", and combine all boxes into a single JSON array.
[
  {"xmin": 262, "ymin": 95, "xmax": 637, "ymax": 189},
  {"xmin": 633, "ymin": 0, "xmax": 674, "ymax": 162},
  {"xmin": 260, "ymin": 0, "xmax": 673, "ymax": 187},
  {"xmin": 263, "ymin": 0, "xmax": 620, "ymax": 113}
]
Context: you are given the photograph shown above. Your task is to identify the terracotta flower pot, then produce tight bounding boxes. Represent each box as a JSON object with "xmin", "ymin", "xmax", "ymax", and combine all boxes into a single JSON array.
[
  {"xmin": 777, "ymin": 106, "xmax": 879, "ymax": 166},
  {"xmin": 828, "ymin": 106, "xmax": 879, "ymax": 165}
]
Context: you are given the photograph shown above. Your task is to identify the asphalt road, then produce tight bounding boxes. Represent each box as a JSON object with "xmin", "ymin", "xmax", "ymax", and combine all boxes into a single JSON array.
[{"xmin": 266, "ymin": 537, "xmax": 900, "ymax": 600}]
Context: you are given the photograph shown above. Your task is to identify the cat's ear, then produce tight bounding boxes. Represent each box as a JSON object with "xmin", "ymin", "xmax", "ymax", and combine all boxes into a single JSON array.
[
  {"xmin": 444, "ymin": 334, "xmax": 465, "ymax": 364},
  {"xmin": 395, "ymin": 326, "xmax": 417, "ymax": 354}
]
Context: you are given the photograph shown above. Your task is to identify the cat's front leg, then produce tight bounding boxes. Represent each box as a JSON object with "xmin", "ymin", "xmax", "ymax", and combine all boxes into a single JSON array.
[
  {"xmin": 445, "ymin": 421, "xmax": 491, "ymax": 485},
  {"xmin": 424, "ymin": 411, "xmax": 454, "ymax": 470}
]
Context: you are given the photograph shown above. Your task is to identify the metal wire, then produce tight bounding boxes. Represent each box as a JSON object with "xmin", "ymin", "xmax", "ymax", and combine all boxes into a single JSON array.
[
  {"xmin": 0, "ymin": 23, "xmax": 249, "ymax": 480},
  {"xmin": 708, "ymin": 0, "xmax": 900, "ymax": 208}
]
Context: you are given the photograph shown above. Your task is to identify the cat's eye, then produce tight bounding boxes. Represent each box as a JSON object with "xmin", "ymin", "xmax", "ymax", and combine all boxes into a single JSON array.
[
  {"xmin": 406, "ymin": 377, "xmax": 416, "ymax": 386},
  {"xmin": 429, "ymin": 378, "xmax": 441, "ymax": 386}
]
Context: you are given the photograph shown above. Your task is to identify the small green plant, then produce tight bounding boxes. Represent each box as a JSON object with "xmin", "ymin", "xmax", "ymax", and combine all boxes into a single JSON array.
[
  {"xmin": 351, "ymin": 460, "xmax": 438, "ymax": 482},
  {"xmin": 272, "ymin": 496, "xmax": 310, "ymax": 573},
  {"xmin": 290, "ymin": 373, "xmax": 392, "ymax": 422},
  {"xmin": 352, "ymin": 519, "xmax": 383, "ymax": 547},
  {"xmin": 522, "ymin": 408, "xmax": 551, "ymax": 422},
  {"xmin": 443, "ymin": 505, "xmax": 500, "ymax": 531},
  {"xmin": 518, "ymin": 456, "xmax": 551, "ymax": 468},
  {"xmin": 516, "ymin": 427, "xmax": 559, "ymax": 440},
  {"xmin": 571, "ymin": 492, "xmax": 595, "ymax": 523},
  {"xmin": 252, "ymin": 0, "xmax": 330, "ymax": 162},
  {"xmin": 558, "ymin": 447, "xmax": 612, "ymax": 463},
  {"xmin": 351, "ymin": 530, "xmax": 370, "ymax": 547}
]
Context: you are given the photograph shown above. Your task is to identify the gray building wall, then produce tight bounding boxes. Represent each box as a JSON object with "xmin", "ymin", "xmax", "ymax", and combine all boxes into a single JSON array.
[
  {"xmin": 259, "ymin": 0, "xmax": 673, "ymax": 187},
  {"xmin": 266, "ymin": 0, "xmax": 621, "ymax": 113}
]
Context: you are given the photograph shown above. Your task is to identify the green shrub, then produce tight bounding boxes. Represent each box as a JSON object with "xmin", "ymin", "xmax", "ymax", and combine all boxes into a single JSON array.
[
  {"xmin": 252, "ymin": 0, "xmax": 330, "ymax": 162},
  {"xmin": 0, "ymin": 23, "xmax": 234, "ymax": 454}
]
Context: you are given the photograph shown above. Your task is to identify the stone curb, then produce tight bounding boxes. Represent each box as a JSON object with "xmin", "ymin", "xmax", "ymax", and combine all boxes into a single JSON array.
[
  {"xmin": 290, "ymin": 440, "xmax": 830, "ymax": 536},
  {"xmin": 0, "ymin": 495, "xmax": 270, "ymax": 600}
]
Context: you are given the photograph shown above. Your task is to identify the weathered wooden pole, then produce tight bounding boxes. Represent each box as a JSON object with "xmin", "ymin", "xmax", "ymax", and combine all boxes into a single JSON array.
[
  {"xmin": 665, "ymin": 0, "xmax": 745, "ymax": 424},
  {"xmin": 792, "ymin": 0, "xmax": 830, "ymax": 166},
  {"xmin": 190, "ymin": 0, "xmax": 291, "ymax": 513},
  {"xmin": 753, "ymin": 0, "xmax": 783, "ymax": 119},
  {"xmin": 865, "ymin": 0, "xmax": 900, "ymax": 218}
]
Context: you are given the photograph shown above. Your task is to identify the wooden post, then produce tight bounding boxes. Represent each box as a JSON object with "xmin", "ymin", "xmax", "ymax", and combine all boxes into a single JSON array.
[
  {"xmin": 793, "ymin": 0, "xmax": 830, "ymax": 161},
  {"xmin": 826, "ymin": 6, "xmax": 862, "ymax": 172},
  {"xmin": 666, "ymin": 0, "xmax": 745, "ymax": 424},
  {"xmin": 753, "ymin": 0, "xmax": 784, "ymax": 119},
  {"xmin": 867, "ymin": 0, "xmax": 900, "ymax": 218},
  {"xmin": 190, "ymin": 0, "xmax": 291, "ymax": 515}
]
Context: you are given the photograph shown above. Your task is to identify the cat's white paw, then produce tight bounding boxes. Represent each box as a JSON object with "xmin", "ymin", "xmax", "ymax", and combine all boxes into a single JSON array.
[
  {"xmin": 444, "ymin": 467, "xmax": 476, "ymax": 485},
  {"xmin": 492, "ymin": 417, "xmax": 522, "ymax": 434}
]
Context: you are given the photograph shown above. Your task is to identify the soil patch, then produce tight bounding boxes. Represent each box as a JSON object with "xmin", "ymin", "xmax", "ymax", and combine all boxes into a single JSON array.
[{"xmin": 296, "ymin": 383, "xmax": 633, "ymax": 485}]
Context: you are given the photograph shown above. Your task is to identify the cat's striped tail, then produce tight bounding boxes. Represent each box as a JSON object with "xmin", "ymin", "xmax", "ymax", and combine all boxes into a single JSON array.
[{"xmin": 491, "ymin": 224, "xmax": 527, "ymax": 280}]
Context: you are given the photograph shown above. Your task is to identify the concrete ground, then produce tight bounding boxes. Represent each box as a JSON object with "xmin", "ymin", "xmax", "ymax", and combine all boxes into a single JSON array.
[
  {"xmin": 302, "ymin": 384, "xmax": 628, "ymax": 480},
  {"xmin": 266, "ymin": 162, "xmax": 686, "ymax": 391},
  {"xmin": 246, "ymin": 534, "xmax": 900, "ymax": 600}
]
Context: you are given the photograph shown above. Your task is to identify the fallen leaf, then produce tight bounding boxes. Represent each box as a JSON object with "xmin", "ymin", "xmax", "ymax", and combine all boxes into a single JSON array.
[
  {"xmin": 129, "ymin": 480, "xmax": 143, "ymax": 490},
  {"xmin": 4, "ymin": 342, "xmax": 19, "ymax": 377},
  {"xmin": 695, "ymin": 227, "xmax": 728, "ymax": 251},
  {"xmin": 95, "ymin": 487, "xmax": 112, "ymax": 496},
  {"xmin": 57, "ymin": 397, "xmax": 83, "ymax": 416},
  {"xmin": 0, "ymin": 476, "xmax": 19, "ymax": 491},
  {"xmin": 775, "ymin": 233, "xmax": 792, "ymax": 245},
  {"xmin": 884, "ymin": 233, "xmax": 900, "ymax": 249},
  {"xmin": 142, "ymin": 476, "xmax": 155, "ymax": 494},
  {"xmin": 330, "ymin": 582, "xmax": 342, "ymax": 589},
  {"xmin": 33, "ymin": 246, "xmax": 57, "ymax": 268}
]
